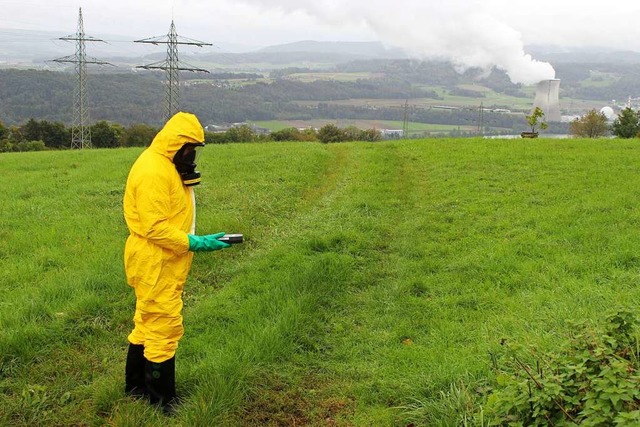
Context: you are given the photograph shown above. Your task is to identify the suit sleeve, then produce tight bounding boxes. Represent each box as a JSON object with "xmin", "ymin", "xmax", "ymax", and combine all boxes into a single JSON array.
[{"xmin": 133, "ymin": 172, "xmax": 190, "ymax": 254}]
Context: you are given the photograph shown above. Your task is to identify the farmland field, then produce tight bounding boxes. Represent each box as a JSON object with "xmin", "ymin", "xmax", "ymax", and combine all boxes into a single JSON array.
[
  {"xmin": 252, "ymin": 119, "xmax": 482, "ymax": 135},
  {"xmin": 2, "ymin": 138, "xmax": 640, "ymax": 425},
  {"xmin": 292, "ymin": 84, "xmax": 607, "ymax": 115}
]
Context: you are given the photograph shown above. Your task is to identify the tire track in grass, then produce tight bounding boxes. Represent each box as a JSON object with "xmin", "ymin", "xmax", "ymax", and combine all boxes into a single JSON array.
[
  {"xmin": 237, "ymin": 140, "xmax": 493, "ymax": 425},
  {"xmin": 314, "ymin": 142, "xmax": 422, "ymax": 425},
  {"xmin": 329, "ymin": 140, "xmax": 520, "ymax": 424},
  {"xmin": 234, "ymin": 141, "xmax": 413, "ymax": 426}
]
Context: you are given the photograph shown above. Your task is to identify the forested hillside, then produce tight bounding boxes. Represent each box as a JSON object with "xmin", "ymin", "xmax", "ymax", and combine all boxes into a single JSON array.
[
  {"xmin": 0, "ymin": 70, "xmax": 163, "ymax": 124},
  {"xmin": 0, "ymin": 66, "xmax": 471, "ymax": 126},
  {"xmin": 1, "ymin": 59, "xmax": 638, "ymax": 130}
]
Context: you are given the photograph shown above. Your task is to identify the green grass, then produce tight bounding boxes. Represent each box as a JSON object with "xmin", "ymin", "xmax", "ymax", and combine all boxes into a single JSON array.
[
  {"xmin": 253, "ymin": 119, "xmax": 479, "ymax": 135},
  {"xmin": 250, "ymin": 120, "xmax": 293, "ymax": 131},
  {"xmin": 580, "ymin": 71, "xmax": 620, "ymax": 88},
  {"xmin": 295, "ymin": 83, "xmax": 604, "ymax": 116},
  {"xmin": 2, "ymin": 138, "xmax": 640, "ymax": 425},
  {"xmin": 413, "ymin": 84, "xmax": 539, "ymax": 110},
  {"xmin": 456, "ymin": 84, "xmax": 493, "ymax": 93},
  {"xmin": 377, "ymin": 120, "xmax": 481, "ymax": 135}
]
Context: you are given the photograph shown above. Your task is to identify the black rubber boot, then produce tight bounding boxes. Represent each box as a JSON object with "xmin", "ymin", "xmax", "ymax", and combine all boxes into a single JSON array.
[
  {"xmin": 124, "ymin": 343, "xmax": 147, "ymax": 398},
  {"xmin": 145, "ymin": 356, "xmax": 177, "ymax": 415}
]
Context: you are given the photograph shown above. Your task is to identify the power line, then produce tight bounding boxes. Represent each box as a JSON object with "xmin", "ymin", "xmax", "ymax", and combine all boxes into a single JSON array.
[
  {"xmin": 135, "ymin": 21, "xmax": 211, "ymax": 123},
  {"xmin": 53, "ymin": 8, "xmax": 113, "ymax": 149}
]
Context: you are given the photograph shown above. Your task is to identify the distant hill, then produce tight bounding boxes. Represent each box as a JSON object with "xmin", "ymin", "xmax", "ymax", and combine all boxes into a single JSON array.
[
  {"xmin": 257, "ymin": 40, "xmax": 407, "ymax": 59},
  {"xmin": 0, "ymin": 29, "xmax": 71, "ymax": 63},
  {"xmin": 0, "ymin": 28, "xmax": 258, "ymax": 67},
  {"xmin": 122, "ymin": 41, "xmax": 409, "ymax": 70},
  {"xmin": 3, "ymin": 28, "xmax": 640, "ymax": 69},
  {"xmin": 0, "ymin": 30, "xmax": 408, "ymax": 70}
]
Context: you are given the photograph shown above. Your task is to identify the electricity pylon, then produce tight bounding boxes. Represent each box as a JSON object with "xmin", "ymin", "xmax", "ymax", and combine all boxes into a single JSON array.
[
  {"xmin": 135, "ymin": 21, "xmax": 212, "ymax": 123},
  {"xmin": 402, "ymin": 99, "xmax": 409, "ymax": 139},
  {"xmin": 54, "ymin": 8, "xmax": 111, "ymax": 149},
  {"xmin": 477, "ymin": 102, "xmax": 484, "ymax": 136}
]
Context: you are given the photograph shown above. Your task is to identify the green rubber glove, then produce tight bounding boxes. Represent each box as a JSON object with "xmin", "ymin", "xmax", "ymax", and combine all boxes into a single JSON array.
[{"xmin": 188, "ymin": 232, "xmax": 231, "ymax": 252}]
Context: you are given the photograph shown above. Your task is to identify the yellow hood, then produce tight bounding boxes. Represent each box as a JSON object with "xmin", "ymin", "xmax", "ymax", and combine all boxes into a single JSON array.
[{"xmin": 149, "ymin": 112, "xmax": 205, "ymax": 159}]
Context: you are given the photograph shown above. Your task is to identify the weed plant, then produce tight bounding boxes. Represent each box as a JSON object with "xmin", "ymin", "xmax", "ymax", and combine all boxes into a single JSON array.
[
  {"xmin": 1, "ymin": 138, "xmax": 640, "ymax": 425},
  {"xmin": 487, "ymin": 310, "xmax": 640, "ymax": 425}
]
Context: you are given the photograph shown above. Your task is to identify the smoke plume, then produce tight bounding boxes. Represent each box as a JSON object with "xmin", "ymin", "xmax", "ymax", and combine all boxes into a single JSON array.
[{"xmin": 237, "ymin": 0, "xmax": 555, "ymax": 85}]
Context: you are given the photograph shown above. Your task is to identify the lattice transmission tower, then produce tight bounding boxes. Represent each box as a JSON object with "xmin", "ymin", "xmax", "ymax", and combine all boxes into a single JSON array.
[
  {"xmin": 477, "ymin": 102, "xmax": 484, "ymax": 136},
  {"xmin": 402, "ymin": 99, "xmax": 409, "ymax": 139},
  {"xmin": 135, "ymin": 21, "xmax": 212, "ymax": 123},
  {"xmin": 54, "ymin": 8, "xmax": 111, "ymax": 149}
]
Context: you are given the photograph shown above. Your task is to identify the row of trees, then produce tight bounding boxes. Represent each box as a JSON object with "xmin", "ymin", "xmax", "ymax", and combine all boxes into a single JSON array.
[
  {"xmin": 0, "ymin": 119, "xmax": 158, "ymax": 152},
  {"xmin": 203, "ymin": 124, "xmax": 382, "ymax": 144},
  {"xmin": 0, "ymin": 118, "xmax": 385, "ymax": 152},
  {"xmin": 3, "ymin": 106, "xmax": 639, "ymax": 152},
  {"xmin": 568, "ymin": 107, "xmax": 640, "ymax": 138}
]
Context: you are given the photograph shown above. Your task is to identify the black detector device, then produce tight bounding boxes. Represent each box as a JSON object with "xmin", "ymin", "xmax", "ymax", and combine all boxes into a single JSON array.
[{"xmin": 218, "ymin": 234, "xmax": 243, "ymax": 244}]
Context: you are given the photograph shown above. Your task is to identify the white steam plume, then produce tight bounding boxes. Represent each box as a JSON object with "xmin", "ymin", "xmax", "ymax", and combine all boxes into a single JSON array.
[{"xmin": 236, "ymin": 0, "xmax": 555, "ymax": 85}]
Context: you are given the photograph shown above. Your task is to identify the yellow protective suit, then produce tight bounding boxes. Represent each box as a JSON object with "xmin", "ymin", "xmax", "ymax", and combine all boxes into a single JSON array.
[{"xmin": 123, "ymin": 112, "xmax": 204, "ymax": 363}]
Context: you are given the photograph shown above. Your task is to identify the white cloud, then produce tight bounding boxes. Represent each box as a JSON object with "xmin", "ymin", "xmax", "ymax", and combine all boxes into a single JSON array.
[{"xmin": 232, "ymin": 0, "xmax": 557, "ymax": 84}]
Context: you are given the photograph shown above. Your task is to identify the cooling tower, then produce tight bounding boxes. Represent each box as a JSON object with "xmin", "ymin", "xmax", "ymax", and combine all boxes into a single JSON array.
[{"xmin": 532, "ymin": 79, "xmax": 561, "ymax": 122}]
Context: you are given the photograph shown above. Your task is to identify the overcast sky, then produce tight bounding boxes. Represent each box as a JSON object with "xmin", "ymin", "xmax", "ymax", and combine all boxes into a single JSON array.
[{"xmin": 2, "ymin": 0, "xmax": 640, "ymax": 83}]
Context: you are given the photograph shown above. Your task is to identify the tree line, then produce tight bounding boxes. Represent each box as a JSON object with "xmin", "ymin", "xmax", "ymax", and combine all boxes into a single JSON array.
[
  {"xmin": 0, "ymin": 118, "xmax": 159, "ymax": 152},
  {"xmin": 3, "ymin": 106, "xmax": 639, "ymax": 152},
  {"xmin": 568, "ymin": 107, "xmax": 640, "ymax": 138},
  {"xmin": 0, "ymin": 118, "xmax": 385, "ymax": 152}
]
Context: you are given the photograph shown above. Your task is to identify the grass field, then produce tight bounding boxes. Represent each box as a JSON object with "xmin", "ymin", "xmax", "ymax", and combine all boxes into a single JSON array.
[
  {"xmin": 580, "ymin": 71, "xmax": 620, "ymax": 88},
  {"xmin": 2, "ymin": 138, "xmax": 640, "ymax": 425},
  {"xmin": 291, "ymin": 84, "xmax": 607, "ymax": 115},
  {"xmin": 252, "ymin": 120, "xmax": 481, "ymax": 135}
]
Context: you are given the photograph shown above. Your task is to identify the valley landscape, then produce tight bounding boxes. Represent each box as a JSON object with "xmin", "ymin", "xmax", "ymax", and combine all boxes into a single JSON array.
[{"xmin": 4, "ymin": 1, "xmax": 640, "ymax": 424}]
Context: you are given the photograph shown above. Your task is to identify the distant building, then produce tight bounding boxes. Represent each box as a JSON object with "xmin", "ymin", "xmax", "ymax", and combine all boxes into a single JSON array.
[
  {"xmin": 380, "ymin": 129, "xmax": 404, "ymax": 139},
  {"xmin": 205, "ymin": 124, "xmax": 230, "ymax": 133},
  {"xmin": 561, "ymin": 115, "xmax": 581, "ymax": 123},
  {"xmin": 532, "ymin": 79, "xmax": 561, "ymax": 122},
  {"xmin": 251, "ymin": 125, "xmax": 271, "ymax": 135},
  {"xmin": 204, "ymin": 123, "xmax": 271, "ymax": 135},
  {"xmin": 600, "ymin": 106, "xmax": 616, "ymax": 121},
  {"xmin": 432, "ymin": 105, "xmax": 459, "ymax": 111}
]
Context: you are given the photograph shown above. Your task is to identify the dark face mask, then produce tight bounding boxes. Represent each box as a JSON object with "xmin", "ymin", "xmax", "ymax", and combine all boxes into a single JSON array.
[{"xmin": 173, "ymin": 144, "xmax": 202, "ymax": 186}]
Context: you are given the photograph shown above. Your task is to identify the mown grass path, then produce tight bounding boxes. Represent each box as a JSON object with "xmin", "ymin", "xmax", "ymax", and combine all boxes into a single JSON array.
[{"xmin": 2, "ymin": 139, "xmax": 640, "ymax": 426}]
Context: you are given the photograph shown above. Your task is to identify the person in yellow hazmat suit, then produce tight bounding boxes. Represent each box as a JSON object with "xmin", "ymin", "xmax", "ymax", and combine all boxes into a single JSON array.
[{"xmin": 122, "ymin": 111, "xmax": 230, "ymax": 414}]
